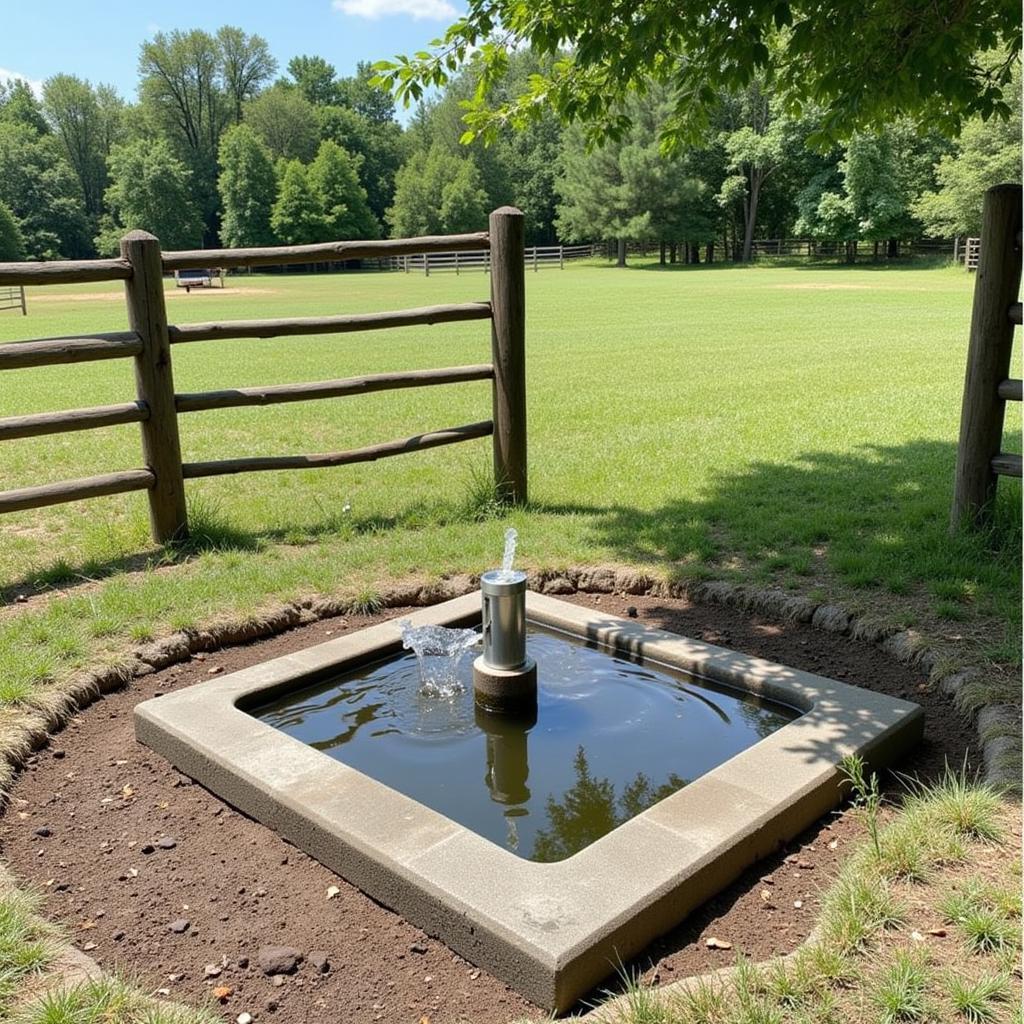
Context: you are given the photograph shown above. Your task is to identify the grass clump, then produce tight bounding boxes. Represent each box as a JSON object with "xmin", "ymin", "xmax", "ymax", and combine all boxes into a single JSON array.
[
  {"xmin": 869, "ymin": 949, "xmax": 932, "ymax": 1024},
  {"xmin": 946, "ymin": 972, "xmax": 1011, "ymax": 1023}
]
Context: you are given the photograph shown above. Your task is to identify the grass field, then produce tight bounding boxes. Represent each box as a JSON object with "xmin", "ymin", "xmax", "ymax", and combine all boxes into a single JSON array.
[{"xmin": 0, "ymin": 259, "xmax": 1020, "ymax": 714}]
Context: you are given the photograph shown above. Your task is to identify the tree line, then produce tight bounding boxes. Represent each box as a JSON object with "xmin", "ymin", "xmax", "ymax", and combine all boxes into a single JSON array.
[{"xmin": 0, "ymin": 25, "xmax": 1018, "ymax": 264}]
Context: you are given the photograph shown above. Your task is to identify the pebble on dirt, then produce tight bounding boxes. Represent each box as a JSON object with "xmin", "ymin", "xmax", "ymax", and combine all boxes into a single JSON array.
[
  {"xmin": 308, "ymin": 950, "xmax": 330, "ymax": 974},
  {"xmin": 168, "ymin": 918, "xmax": 191, "ymax": 933},
  {"xmin": 259, "ymin": 945, "xmax": 303, "ymax": 975}
]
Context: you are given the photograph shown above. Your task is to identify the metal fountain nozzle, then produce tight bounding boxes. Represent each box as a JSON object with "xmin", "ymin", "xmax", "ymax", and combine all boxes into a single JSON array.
[{"xmin": 473, "ymin": 568, "xmax": 537, "ymax": 713}]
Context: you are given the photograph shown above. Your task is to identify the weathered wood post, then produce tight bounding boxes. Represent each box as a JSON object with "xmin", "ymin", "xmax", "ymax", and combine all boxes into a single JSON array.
[
  {"xmin": 489, "ymin": 207, "xmax": 527, "ymax": 504},
  {"xmin": 120, "ymin": 230, "xmax": 189, "ymax": 543},
  {"xmin": 950, "ymin": 184, "xmax": 1022, "ymax": 532}
]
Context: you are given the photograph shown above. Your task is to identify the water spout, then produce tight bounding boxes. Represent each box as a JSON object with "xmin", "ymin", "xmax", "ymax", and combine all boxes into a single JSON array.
[
  {"xmin": 399, "ymin": 620, "xmax": 479, "ymax": 698},
  {"xmin": 501, "ymin": 527, "xmax": 517, "ymax": 575}
]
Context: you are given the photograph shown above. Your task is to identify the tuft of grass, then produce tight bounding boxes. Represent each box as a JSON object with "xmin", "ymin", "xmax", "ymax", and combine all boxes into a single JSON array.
[
  {"xmin": 0, "ymin": 887, "xmax": 57, "ymax": 1005},
  {"xmin": 914, "ymin": 767, "xmax": 1005, "ymax": 842},
  {"xmin": 676, "ymin": 976, "xmax": 729, "ymax": 1024},
  {"xmin": 345, "ymin": 587, "xmax": 384, "ymax": 616},
  {"xmin": 819, "ymin": 864, "xmax": 905, "ymax": 954},
  {"xmin": 960, "ymin": 906, "xmax": 1021, "ymax": 955},
  {"xmin": 946, "ymin": 972, "xmax": 1010, "ymax": 1023},
  {"xmin": 870, "ymin": 949, "xmax": 932, "ymax": 1024}
]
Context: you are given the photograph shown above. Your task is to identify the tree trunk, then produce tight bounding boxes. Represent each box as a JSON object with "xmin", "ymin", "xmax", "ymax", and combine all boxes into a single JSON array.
[
  {"xmin": 690, "ymin": 243, "xmax": 699, "ymax": 264},
  {"xmin": 669, "ymin": 243, "xmax": 677, "ymax": 264},
  {"xmin": 616, "ymin": 238, "xmax": 627, "ymax": 267},
  {"xmin": 705, "ymin": 242, "xmax": 714, "ymax": 264},
  {"xmin": 873, "ymin": 241, "xmax": 879, "ymax": 262},
  {"xmin": 887, "ymin": 237, "xmax": 898, "ymax": 258},
  {"xmin": 742, "ymin": 170, "xmax": 762, "ymax": 262},
  {"xmin": 659, "ymin": 241, "xmax": 666, "ymax": 265}
]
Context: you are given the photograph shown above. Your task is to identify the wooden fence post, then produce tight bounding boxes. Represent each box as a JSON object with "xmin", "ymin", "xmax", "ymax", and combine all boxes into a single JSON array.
[
  {"xmin": 120, "ymin": 230, "xmax": 189, "ymax": 543},
  {"xmin": 950, "ymin": 184, "xmax": 1022, "ymax": 532},
  {"xmin": 489, "ymin": 207, "xmax": 527, "ymax": 504}
]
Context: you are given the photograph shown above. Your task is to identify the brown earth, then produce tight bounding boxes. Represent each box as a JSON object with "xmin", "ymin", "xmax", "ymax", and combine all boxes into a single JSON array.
[{"xmin": 0, "ymin": 592, "xmax": 978, "ymax": 1023}]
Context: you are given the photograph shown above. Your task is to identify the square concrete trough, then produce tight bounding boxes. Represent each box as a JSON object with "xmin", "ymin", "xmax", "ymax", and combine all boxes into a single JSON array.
[{"xmin": 134, "ymin": 592, "xmax": 923, "ymax": 1012}]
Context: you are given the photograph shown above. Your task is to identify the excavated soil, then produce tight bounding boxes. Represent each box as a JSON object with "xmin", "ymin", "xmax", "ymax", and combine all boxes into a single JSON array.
[{"xmin": 0, "ymin": 592, "xmax": 977, "ymax": 1022}]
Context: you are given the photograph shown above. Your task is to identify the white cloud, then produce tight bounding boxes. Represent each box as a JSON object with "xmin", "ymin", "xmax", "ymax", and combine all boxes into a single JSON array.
[
  {"xmin": 0, "ymin": 68, "xmax": 43, "ymax": 97},
  {"xmin": 333, "ymin": 0, "xmax": 456, "ymax": 20}
]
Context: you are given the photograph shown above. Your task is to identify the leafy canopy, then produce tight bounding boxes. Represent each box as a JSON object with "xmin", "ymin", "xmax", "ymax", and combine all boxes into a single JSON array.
[{"xmin": 374, "ymin": 1, "xmax": 1021, "ymax": 149}]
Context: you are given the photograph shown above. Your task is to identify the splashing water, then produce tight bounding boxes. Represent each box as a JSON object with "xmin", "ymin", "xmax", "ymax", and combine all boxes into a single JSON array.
[
  {"xmin": 399, "ymin": 620, "xmax": 479, "ymax": 697},
  {"xmin": 502, "ymin": 527, "xmax": 518, "ymax": 573}
]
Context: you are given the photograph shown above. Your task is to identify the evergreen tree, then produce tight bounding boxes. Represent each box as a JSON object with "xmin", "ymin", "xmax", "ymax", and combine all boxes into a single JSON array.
[
  {"xmin": 271, "ymin": 159, "xmax": 326, "ymax": 244},
  {"xmin": 218, "ymin": 124, "xmax": 277, "ymax": 247},
  {"xmin": 96, "ymin": 137, "xmax": 203, "ymax": 252},
  {"xmin": 308, "ymin": 140, "xmax": 378, "ymax": 239}
]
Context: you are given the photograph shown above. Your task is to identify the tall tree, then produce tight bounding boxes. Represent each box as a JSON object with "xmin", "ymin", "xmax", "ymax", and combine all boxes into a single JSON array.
[
  {"xmin": 245, "ymin": 83, "xmax": 320, "ymax": 162},
  {"xmin": 913, "ymin": 70, "xmax": 1022, "ymax": 238},
  {"xmin": 271, "ymin": 160, "xmax": 326, "ymax": 244},
  {"xmin": 217, "ymin": 26, "xmax": 276, "ymax": 124},
  {"xmin": 96, "ymin": 137, "xmax": 203, "ymax": 252},
  {"xmin": 387, "ymin": 146, "xmax": 488, "ymax": 237},
  {"xmin": 308, "ymin": 140, "xmax": 378, "ymax": 239},
  {"xmin": 42, "ymin": 75, "xmax": 125, "ymax": 219},
  {"xmin": 0, "ymin": 78, "xmax": 49, "ymax": 134},
  {"xmin": 0, "ymin": 123, "xmax": 90, "ymax": 258},
  {"xmin": 335, "ymin": 62, "xmax": 396, "ymax": 125},
  {"xmin": 218, "ymin": 124, "xmax": 277, "ymax": 247},
  {"xmin": 288, "ymin": 55, "xmax": 340, "ymax": 106}
]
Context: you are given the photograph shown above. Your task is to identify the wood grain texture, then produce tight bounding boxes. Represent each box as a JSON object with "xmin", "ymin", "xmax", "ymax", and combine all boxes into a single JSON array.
[
  {"xmin": 162, "ymin": 232, "xmax": 490, "ymax": 272},
  {"xmin": 167, "ymin": 303, "xmax": 492, "ymax": 344},
  {"xmin": 176, "ymin": 366, "xmax": 494, "ymax": 413},
  {"xmin": 181, "ymin": 421, "xmax": 493, "ymax": 478},
  {"xmin": 0, "ymin": 402, "xmax": 148, "ymax": 441},
  {"xmin": 0, "ymin": 333, "xmax": 141, "ymax": 370},
  {"xmin": 950, "ymin": 184, "xmax": 1022, "ymax": 530},
  {"xmin": 488, "ymin": 207, "xmax": 528, "ymax": 504},
  {"xmin": 0, "ymin": 258, "xmax": 131, "ymax": 287},
  {"xmin": 0, "ymin": 469, "xmax": 154, "ymax": 513},
  {"xmin": 121, "ymin": 231, "xmax": 189, "ymax": 543}
]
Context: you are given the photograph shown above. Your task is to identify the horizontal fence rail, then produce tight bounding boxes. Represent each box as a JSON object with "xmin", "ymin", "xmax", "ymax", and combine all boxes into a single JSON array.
[
  {"xmin": 175, "ymin": 366, "xmax": 494, "ymax": 413},
  {"xmin": 181, "ymin": 421, "xmax": 494, "ymax": 479},
  {"xmin": 0, "ymin": 258, "xmax": 131, "ymax": 287},
  {"xmin": 0, "ymin": 209, "xmax": 528, "ymax": 542},
  {"xmin": 167, "ymin": 302, "xmax": 492, "ymax": 344},
  {"xmin": 161, "ymin": 232, "xmax": 491, "ymax": 272},
  {"xmin": 0, "ymin": 469, "xmax": 155, "ymax": 514},
  {"xmin": 0, "ymin": 332, "xmax": 142, "ymax": 370}
]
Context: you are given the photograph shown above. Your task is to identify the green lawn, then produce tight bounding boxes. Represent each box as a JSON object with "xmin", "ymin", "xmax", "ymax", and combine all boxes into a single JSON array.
[{"xmin": 0, "ymin": 259, "xmax": 1019, "ymax": 712}]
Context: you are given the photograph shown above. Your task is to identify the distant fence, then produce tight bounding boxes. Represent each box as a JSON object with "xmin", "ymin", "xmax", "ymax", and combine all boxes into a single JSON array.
[
  {"xmin": 950, "ymin": 184, "xmax": 1022, "ymax": 531},
  {"xmin": 0, "ymin": 207, "xmax": 529, "ymax": 544},
  {"xmin": 393, "ymin": 243, "xmax": 598, "ymax": 275},
  {"xmin": 964, "ymin": 237, "xmax": 981, "ymax": 271},
  {"xmin": 0, "ymin": 285, "xmax": 25, "ymax": 315}
]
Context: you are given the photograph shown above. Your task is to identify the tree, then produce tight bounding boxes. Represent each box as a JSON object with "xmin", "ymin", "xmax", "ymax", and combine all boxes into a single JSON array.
[
  {"xmin": 288, "ymin": 55, "xmax": 340, "ymax": 106},
  {"xmin": 335, "ymin": 62, "xmax": 396, "ymax": 125},
  {"xmin": 218, "ymin": 124, "xmax": 277, "ymax": 247},
  {"xmin": 0, "ymin": 78, "xmax": 49, "ymax": 134},
  {"xmin": 217, "ymin": 26, "xmax": 277, "ymax": 124},
  {"xmin": 0, "ymin": 123, "xmax": 90, "ymax": 258},
  {"xmin": 245, "ymin": 83, "xmax": 320, "ymax": 162},
  {"xmin": 97, "ymin": 137, "xmax": 203, "ymax": 252},
  {"xmin": 42, "ymin": 75, "xmax": 125, "ymax": 220},
  {"xmin": 308, "ymin": 140, "xmax": 378, "ymax": 239},
  {"xmin": 0, "ymin": 201, "xmax": 25, "ymax": 260},
  {"xmin": 271, "ymin": 160, "xmax": 326, "ymax": 244},
  {"xmin": 376, "ymin": 4, "xmax": 1020, "ymax": 148},
  {"xmin": 913, "ymin": 71, "xmax": 1023, "ymax": 237},
  {"xmin": 387, "ymin": 146, "xmax": 488, "ymax": 237}
]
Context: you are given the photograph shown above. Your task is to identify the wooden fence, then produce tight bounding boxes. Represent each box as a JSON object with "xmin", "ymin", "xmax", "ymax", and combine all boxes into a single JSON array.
[
  {"xmin": 395, "ymin": 243, "xmax": 597, "ymax": 275},
  {"xmin": 950, "ymin": 185, "xmax": 1022, "ymax": 531},
  {"xmin": 964, "ymin": 237, "xmax": 981, "ymax": 271},
  {"xmin": 0, "ymin": 285, "xmax": 25, "ymax": 315},
  {"xmin": 0, "ymin": 207, "xmax": 528, "ymax": 544}
]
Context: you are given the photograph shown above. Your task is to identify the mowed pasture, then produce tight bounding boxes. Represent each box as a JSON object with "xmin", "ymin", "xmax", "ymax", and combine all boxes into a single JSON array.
[{"xmin": 0, "ymin": 260, "xmax": 1020, "ymax": 707}]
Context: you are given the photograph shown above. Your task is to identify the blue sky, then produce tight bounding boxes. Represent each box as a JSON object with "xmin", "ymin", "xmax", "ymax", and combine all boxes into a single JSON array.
[{"xmin": 0, "ymin": 0, "xmax": 459, "ymax": 108}]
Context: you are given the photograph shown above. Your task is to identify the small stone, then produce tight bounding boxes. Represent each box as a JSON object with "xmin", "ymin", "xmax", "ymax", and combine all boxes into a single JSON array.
[
  {"xmin": 15, "ymin": 593, "xmax": 27, "ymax": 603},
  {"xmin": 928, "ymin": 928, "xmax": 947, "ymax": 937},
  {"xmin": 626, "ymin": 606, "xmax": 638, "ymax": 618},
  {"xmin": 793, "ymin": 900, "xmax": 803, "ymax": 909},
  {"xmin": 796, "ymin": 860, "xmax": 814, "ymax": 870},
  {"xmin": 410, "ymin": 942, "xmax": 428, "ymax": 954},
  {"xmin": 705, "ymin": 937, "xmax": 732, "ymax": 950},
  {"xmin": 169, "ymin": 918, "xmax": 191, "ymax": 934},
  {"xmin": 326, "ymin": 885, "xmax": 341, "ymax": 900},
  {"xmin": 158, "ymin": 836, "xmax": 177, "ymax": 850},
  {"xmin": 827, "ymin": 839, "xmax": 839, "ymax": 850},
  {"xmin": 34, "ymin": 827, "xmax": 52, "ymax": 838},
  {"xmin": 271, "ymin": 975, "xmax": 285, "ymax": 988},
  {"xmin": 52, "ymin": 750, "xmax": 65, "ymax": 759},
  {"xmin": 204, "ymin": 964, "xmax": 223, "ymax": 978},
  {"xmin": 259, "ymin": 946, "xmax": 302, "ymax": 975},
  {"xmin": 236, "ymin": 1013, "xmax": 252, "ymax": 1024},
  {"xmin": 238, "ymin": 957, "xmax": 249, "ymax": 969},
  {"xmin": 208, "ymin": 666, "xmax": 224, "ymax": 674},
  {"xmin": 113, "ymin": 930, "xmax": 125, "ymax": 941},
  {"xmin": 469, "ymin": 969, "xmax": 480, "ymax": 980},
  {"xmin": 82, "ymin": 941, "xmax": 97, "ymax": 951},
  {"xmin": 168, "ymin": 973, "xmax": 183, "ymax": 982},
  {"xmin": 911, "ymin": 931, "xmax": 926, "ymax": 942},
  {"xmin": 308, "ymin": 950, "xmax": 330, "ymax": 974},
  {"xmin": 266, "ymin": 999, "xmax": 278, "ymax": 1011},
  {"xmin": 141, "ymin": 844, "xmax": 156, "ymax": 855}
]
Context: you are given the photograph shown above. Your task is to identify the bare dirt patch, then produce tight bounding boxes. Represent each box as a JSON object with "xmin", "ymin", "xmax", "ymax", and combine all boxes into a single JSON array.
[{"xmin": 0, "ymin": 592, "xmax": 978, "ymax": 1022}]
